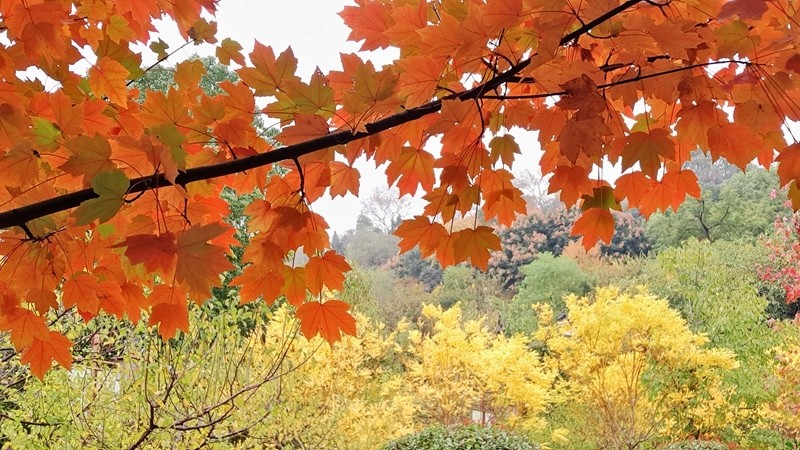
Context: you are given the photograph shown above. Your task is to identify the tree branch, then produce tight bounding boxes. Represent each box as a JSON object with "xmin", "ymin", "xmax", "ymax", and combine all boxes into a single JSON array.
[{"xmin": 0, "ymin": 0, "xmax": 644, "ymax": 232}]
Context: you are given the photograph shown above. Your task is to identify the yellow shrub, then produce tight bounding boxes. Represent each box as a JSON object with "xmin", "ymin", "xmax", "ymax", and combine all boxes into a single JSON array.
[
  {"xmin": 401, "ymin": 303, "xmax": 556, "ymax": 430},
  {"xmin": 536, "ymin": 287, "xmax": 743, "ymax": 449},
  {"xmin": 760, "ymin": 342, "xmax": 800, "ymax": 440}
]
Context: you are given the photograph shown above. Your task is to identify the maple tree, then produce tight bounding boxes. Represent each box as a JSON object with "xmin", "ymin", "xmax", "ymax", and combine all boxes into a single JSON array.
[{"xmin": 2, "ymin": 0, "xmax": 800, "ymax": 378}]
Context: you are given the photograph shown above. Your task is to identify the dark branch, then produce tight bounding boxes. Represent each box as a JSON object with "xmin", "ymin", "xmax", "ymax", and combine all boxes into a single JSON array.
[{"xmin": 0, "ymin": 0, "xmax": 644, "ymax": 232}]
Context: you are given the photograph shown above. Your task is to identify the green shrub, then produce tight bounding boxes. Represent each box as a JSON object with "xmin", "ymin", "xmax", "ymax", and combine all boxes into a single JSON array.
[
  {"xmin": 502, "ymin": 253, "xmax": 590, "ymax": 335},
  {"xmin": 660, "ymin": 440, "xmax": 728, "ymax": 450},
  {"xmin": 383, "ymin": 425, "xmax": 540, "ymax": 450}
]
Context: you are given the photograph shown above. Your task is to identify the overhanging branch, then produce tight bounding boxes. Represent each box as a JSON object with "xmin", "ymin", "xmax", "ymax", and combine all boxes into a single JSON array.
[{"xmin": 0, "ymin": 0, "xmax": 643, "ymax": 232}]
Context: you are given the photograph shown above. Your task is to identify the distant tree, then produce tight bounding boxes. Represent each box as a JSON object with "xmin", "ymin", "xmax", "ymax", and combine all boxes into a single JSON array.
[
  {"xmin": 515, "ymin": 169, "xmax": 559, "ymax": 212},
  {"xmin": 433, "ymin": 266, "xmax": 504, "ymax": 324},
  {"xmin": 641, "ymin": 239, "xmax": 800, "ymax": 406},
  {"xmin": 360, "ymin": 187, "xmax": 411, "ymax": 234},
  {"xmin": 345, "ymin": 229, "xmax": 399, "ymax": 268},
  {"xmin": 646, "ymin": 168, "xmax": 788, "ymax": 250},
  {"xmin": 489, "ymin": 209, "xmax": 575, "ymax": 289},
  {"xmin": 683, "ymin": 151, "xmax": 740, "ymax": 190},
  {"xmin": 489, "ymin": 208, "xmax": 649, "ymax": 290},
  {"xmin": 502, "ymin": 253, "xmax": 591, "ymax": 335},
  {"xmin": 388, "ymin": 249, "xmax": 444, "ymax": 292}
]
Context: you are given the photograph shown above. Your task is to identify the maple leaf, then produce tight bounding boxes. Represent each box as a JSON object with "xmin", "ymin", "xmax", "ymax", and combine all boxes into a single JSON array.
[
  {"xmin": 329, "ymin": 161, "xmax": 360, "ymax": 198},
  {"xmin": 0, "ymin": 307, "xmax": 49, "ymax": 350},
  {"xmin": 548, "ymin": 165, "xmax": 593, "ymax": 207},
  {"xmin": 777, "ymin": 143, "xmax": 800, "ymax": 187},
  {"xmin": 216, "ymin": 38, "xmax": 244, "ymax": 66},
  {"xmin": 386, "ymin": 146, "xmax": 436, "ymax": 196},
  {"xmin": 277, "ymin": 114, "xmax": 329, "ymax": 146},
  {"xmin": 238, "ymin": 43, "xmax": 298, "ymax": 96},
  {"xmin": 147, "ymin": 285, "xmax": 189, "ymax": 340},
  {"xmin": 73, "ymin": 169, "xmax": 129, "ymax": 225},
  {"xmin": 483, "ymin": 188, "xmax": 527, "ymax": 227},
  {"xmin": 394, "ymin": 216, "xmax": 448, "ymax": 257},
  {"xmin": 175, "ymin": 223, "xmax": 235, "ymax": 300},
  {"xmin": 282, "ymin": 266, "xmax": 307, "ymax": 307},
  {"xmin": 60, "ymin": 135, "xmax": 115, "ymax": 185},
  {"xmin": 621, "ymin": 129, "xmax": 675, "ymax": 178},
  {"xmin": 707, "ymin": 123, "xmax": 762, "ymax": 169},
  {"xmin": 113, "ymin": 233, "xmax": 178, "ymax": 279},
  {"xmin": 306, "ymin": 251, "xmax": 351, "ymax": 296},
  {"xmin": 581, "ymin": 186, "xmax": 620, "ymax": 211},
  {"xmin": 676, "ymin": 101, "xmax": 724, "ymax": 149},
  {"xmin": 453, "ymin": 227, "xmax": 501, "ymax": 271},
  {"xmin": 232, "ymin": 264, "xmax": 284, "ymax": 305},
  {"xmin": 489, "ymin": 134, "xmax": 521, "ymax": 167},
  {"xmin": 88, "ymin": 57, "xmax": 130, "ymax": 105},
  {"xmin": 296, "ymin": 300, "xmax": 357, "ymax": 345},
  {"xmin": 719, "ymin": 0, "xmax": 768, "ymax": 20},
  {"xmin": 713, "ymin": 20, "xmax": 757, "ymax": 58},
  {"xmin": 339, "ymin": 0, "xmax": 393, "ymax": 51},
  {"xmin": 397, "ymin": 56, "xmax": 446, "ymax": 107},
  {"xmin": 62, "ymin": 272, "xmax": 103, "ymax": 317},
  {"xmin": 615, "ymin": 171, "xmax": 654, "ymax": 207},
  {"xmin": 571, "ymin": 208, "xmax": 615, "ymax": 250},
  {"xmin": 20, "ymin": 331, "xmax": 73, "ymax": 380}
]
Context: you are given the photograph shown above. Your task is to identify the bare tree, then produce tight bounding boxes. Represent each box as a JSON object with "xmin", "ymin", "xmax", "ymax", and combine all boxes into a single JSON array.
[
  {"xmin": 514, "ymin": 169, "xmax": 558, "ymax": 213},
  {"xmin": 359, "ymin": 187, "xmax": 411, "ymax": 234}
]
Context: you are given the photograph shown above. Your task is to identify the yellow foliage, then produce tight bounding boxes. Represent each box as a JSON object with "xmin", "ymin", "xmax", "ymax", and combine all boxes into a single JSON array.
[
  {"xmin": 537, "ymin": 287, "xmax": 743, "ymax": 449},
  {"xmin": 248, "ymin": 306, "xmax": 415, "ymax": 450},
  {"xmin": 403, "ymin": 303, "xmax": 556, "ymax": 430},
  {"xmin": 760, "ymin": 342, "xmax": 800, "ymax": 440}
]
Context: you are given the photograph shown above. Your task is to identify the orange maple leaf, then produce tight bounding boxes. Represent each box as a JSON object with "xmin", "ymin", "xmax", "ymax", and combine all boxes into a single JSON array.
[
  {"xmin": 216, "ymin": 37, "xmax": 245, "ymax": 66},
  {"xmin": 453, "ymin": 226, "xmax": 501, "ymax": 270},
  {"xmin": 238, "ymin": 44, "xmax": 299, "ymax": 96},
  {"xmin": 489, "ymin": 134, "xmax": 521, "ymax": 167},
  {"xmin": 614, "ymin": 171, "xmax": 654, "ymax": 207},
  {"xmin": 396, "ymin": 55, "xmax": 446, "ymax": 107},
  {"xmin": 277, "ymin": 114, "xmax": 329, "ymax": 146},
  {"xmin": 306, "ymin": 251, "xmax": 351, "ymax": 296},
  {"xmin": 394, "ymin": 216, "xmax": 448, "ymax": 257},
  {"xmin": 571, "ymin": 208, "xmax": 615, "ymax": 250},
  {"xmin": 0, "ymin": 307, "xmax": 49, "ymax": 350},
  {"xmin": 175, "ymin": 223, "xmax": 234, "ymax": 300},
  {"xmin": 339, "ymin": 0, "xmax": 393, "ymax": 51},
  {"xmin": 61, "ymin": 272, "xmax": 103, "ymax": 317},
  {"xmin": 386, "ymin": 146, "xmax": 435, "ymax": 196},
  {"xmin": 777, "ymin": 143, "xmax": 800, "ymax": 187},
  {"xmin": 114, "ymin": 232, "xmax": 178, "ymax": 279},
  {"xmin": 281, "ymin": 266, "xmax": 307, "ymax": 307},
  {"xmin": 621, "ymin": 129, "xmax": 675, "ymax": 178},
  {"xmin": 147, "ymin": 285, "xmax": 189, "ymax": 340},
  {"xmin": 296, "ymin": 300, "xmax": 357, "ymax": 345},
  {"xmin": 88, "ymin": 57, "xmax": 130, "ymax": 105},
  {"xmin": 548, "ymin": 165, "xmax": 593, "ymax": 207},
  {"xmin": 232, "ymin": 264, "xmax": 284, "ymax": 305},
  {"xmin": 329, "ymin": 161, "xmax": 360, "ymax": 198},
  {"xmin": 20, "ymin": 331, "xmax": 72, "ymax": 380}
]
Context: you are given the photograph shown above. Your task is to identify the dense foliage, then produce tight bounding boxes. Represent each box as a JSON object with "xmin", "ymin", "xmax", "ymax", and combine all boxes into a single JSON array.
[{"xmin": 383, "ymin": 425, "xmax": 540, "ymax": 450}]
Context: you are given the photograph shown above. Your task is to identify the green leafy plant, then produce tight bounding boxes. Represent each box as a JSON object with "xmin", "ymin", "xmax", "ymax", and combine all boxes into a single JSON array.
[{"xmin": 383, "ymin": 425, "xmax": 540, "ymax": 450}]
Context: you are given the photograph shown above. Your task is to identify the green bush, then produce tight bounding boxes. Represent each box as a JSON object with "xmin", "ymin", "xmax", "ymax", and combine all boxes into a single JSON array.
[
  {"xmin": 660, "ymin": 440, "xmax": 728, "ymax": 450},
  {"xmin": 383, "ymin": 425, "xmax": 540, "ymax": 450},
  {"xmin": 502, "ymin": 253, "xmax": 590, "ymax": 335}
]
